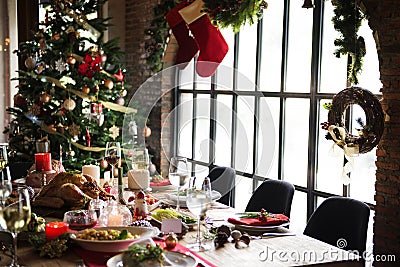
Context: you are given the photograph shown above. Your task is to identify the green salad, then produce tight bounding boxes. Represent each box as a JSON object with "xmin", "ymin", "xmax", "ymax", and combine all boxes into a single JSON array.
[{"xmin": 151, "ymin": 208, "xmax": 197, "ymax": 224}]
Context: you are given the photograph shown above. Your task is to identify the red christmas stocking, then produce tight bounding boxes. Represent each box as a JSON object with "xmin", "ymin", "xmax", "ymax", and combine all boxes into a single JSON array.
[
  {"xmin": 179, "ymin": 0, "xmax": 228, "ymax": 77},
  {"xmin": 165, "ymin": 1, "xmax": 199, "ymax": 69}
]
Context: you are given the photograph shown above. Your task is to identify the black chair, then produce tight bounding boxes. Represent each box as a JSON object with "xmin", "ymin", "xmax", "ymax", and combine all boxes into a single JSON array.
[
  {"xmin": 245, "ymin": 179, "xmax": 295, "ymax": 217},
  {"xmin": 8, "ymin": 162, "xmax": 33, "ymax": 180},
  {"xmin": 207, "ymin": 166, "xmax": 235, "ymax": 206},
  {"xmin": 303, "ymin": 196, "xmax": 370, "ymax": 254}
]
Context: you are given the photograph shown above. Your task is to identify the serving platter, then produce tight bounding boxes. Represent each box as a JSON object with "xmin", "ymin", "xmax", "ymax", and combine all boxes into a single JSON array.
[{"xmin": 107, "ymin": 251, "xmax": 197, "ymax": 267}]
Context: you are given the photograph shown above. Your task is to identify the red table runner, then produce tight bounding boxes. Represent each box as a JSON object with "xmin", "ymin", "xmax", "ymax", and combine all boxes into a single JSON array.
[{"xmin": 73, "ymin": 238, "xmax": 216, "ymax": 267}]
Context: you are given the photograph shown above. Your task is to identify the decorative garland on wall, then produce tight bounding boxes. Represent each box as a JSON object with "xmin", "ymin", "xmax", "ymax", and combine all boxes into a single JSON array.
[{"xmin": 331, "ymin": 0, "xmax": 366, "ymax": 85}]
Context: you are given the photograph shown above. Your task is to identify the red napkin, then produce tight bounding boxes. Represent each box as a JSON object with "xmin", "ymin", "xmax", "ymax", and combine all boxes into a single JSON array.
[
  {"xmin": 73, "ymin": 239, "xmax": 217, "ymax": 267},
  {"xmin": 150, "ymin": 179, "xmax": 171, "ymax": 187},
  {"xmin": 228, "ymin": 214, "xmax": 289, "ymax": 226}
]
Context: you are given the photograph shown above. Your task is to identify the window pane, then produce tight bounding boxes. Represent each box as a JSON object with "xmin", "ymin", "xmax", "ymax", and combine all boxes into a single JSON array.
[
  {"xmin": 257, "ymin": 97, "xmax": 279, "ymax": 178},
  {"xmin": 260, "ymin": 0, "xmax": 284, "ymax": 92},
  {"xmin": 179, "ymin": 61, "xmax": 195, "ymax": 90},
  {"xmin": 194, "ymin": 95, "xmax": 210, "ymax": 162},
  {"xmin": 235, "ymin": 96, "xmax": 254, "ymax": 173},
  {"xmin": 316, "ymin": 99, "xmax": 343, "ymax": 195},
  {"xmin": 216, "ymin": 29, "xmax": 235, "ymax": 91},
  {"xmin": 177, "ymin": 94, "xmax": 193, "ymax": 158},
  {"xmin": 234, "ymin": 175, "xmax": 253, "ymax": 211},
  {"xmin": 215, "ymin": 95, "xmax": 233, "ymax": 167},
  {"xmin": 237, "ymin": 24, "xmax": 257, "ymax": 91},
  {"xmin": 319, "ymin": 1, "xmax": 347, "ymax": 93},
  {"xmin": 356, "ymin": 19, "xmax": 382, "ymax": 94},
  {"xmin": 285, "ymin": 4, "xmax": 313, "ymax": 92},
  {"xmin": 283, "ymin": 98, "xmax": 309, "ymax": 187},
  {"xmin": 194, "ymin": 163, "xmax": 209, "ymax": 183},
  {"xmin": 289, "ymin": 191, "xmax": 308, "ymax": 234}
]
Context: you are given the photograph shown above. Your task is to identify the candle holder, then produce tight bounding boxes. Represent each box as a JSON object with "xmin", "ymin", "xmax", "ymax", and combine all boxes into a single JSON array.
[{"xmin": 31, "ymin": 169, "xmax": 56, "ymax": 187}]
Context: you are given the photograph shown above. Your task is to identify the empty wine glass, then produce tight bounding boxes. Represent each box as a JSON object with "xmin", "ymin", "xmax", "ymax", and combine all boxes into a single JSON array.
[
  {"xmin": 168, "ymin": 157, "xmax": 189, "ymax": 211},
  {"xmin": 105, "ymin": 142, "xmax": 121, "ymax": 188},
  {"xmin": 132, "ymin": 147, "xmax": 150, "ymax": 170},
  {"xmin": 0, "ymin": 167, "xmax": 12, "ymax": 208},
  {"xmin": 3, "ymin": 187, "xmax": 31, "ymax": 266},
  {"xmin": 0, "ymin": 145, "xmax": 8, "ymax": 171},
  {"xmin": 186, "ymin": 182, "xmax": 212, "ymax": 252}
]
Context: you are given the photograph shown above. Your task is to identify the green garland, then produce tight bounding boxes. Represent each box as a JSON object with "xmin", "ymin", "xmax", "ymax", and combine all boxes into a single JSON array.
[{"xmin": 331, "ymin": 0, "xmax": 366, "ymax": 85}]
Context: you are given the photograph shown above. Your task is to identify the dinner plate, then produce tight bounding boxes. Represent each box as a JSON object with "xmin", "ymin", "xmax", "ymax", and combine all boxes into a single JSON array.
[
  {"xmin": 232, "ymin": 222, "xmax": 290, "ymax": 234},
  {"xmin": 167, "ymin": 190, "xmax": 222, "ymax": 203},
  {"xmin": 70, "ymin": 226, "xmax": 159, "ymax": 252},
  {"xmin": 107, "ymin": 251, "xmax": 197, "ymax": 267}
]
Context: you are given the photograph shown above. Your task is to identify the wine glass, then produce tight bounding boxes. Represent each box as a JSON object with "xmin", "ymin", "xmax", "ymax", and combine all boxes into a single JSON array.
[
  {"xmin": 132, "ymin": 147, "xmax": 150, "ymax": 170},
  {"xmin": 105, "ymin": 142, "xmax": 121, "ymax": 188},
  {"xmin": 168, "ymin": 157, "xmax": 189, "ymax": 211},
  {"xmin": 3, "ymin": 187, "xmax": 31, "ymax": 266},
  {"xmin": 0, "ymin": 145, "xmax": 8, "ymax": 171},
  {"xmin": 186, "ymin": 182, "xmax": 212, "ymax": 252},
  {"xmin": 0, "ymin": 167, "xmax": 12, "ymax": 208}
]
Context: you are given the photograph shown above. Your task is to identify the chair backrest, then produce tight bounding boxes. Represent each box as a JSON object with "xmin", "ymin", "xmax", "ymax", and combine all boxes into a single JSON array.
[
  {"xmin": 303, "ymin": 196, "xmax": 370, "ymax": 254},
  {"xmin": 8, "ymin": 162, "xmax": 33, "ymax": 180},
  {"xmin": 207, "ymin": 166, "xmax": 235, "ymax": 206},
  {"xmin": 245, "ymin": 179, "xmax": 295, "ymax": 217}
]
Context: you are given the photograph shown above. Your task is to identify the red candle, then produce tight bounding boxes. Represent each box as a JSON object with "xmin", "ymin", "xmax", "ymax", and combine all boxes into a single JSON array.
[
  {"xmin": 45, "ymin": 221, "xmax": 69, "ymax": 241},
  {"xmin": 35, "ymin": 153, "xmax": 52, "ymax": 171}
]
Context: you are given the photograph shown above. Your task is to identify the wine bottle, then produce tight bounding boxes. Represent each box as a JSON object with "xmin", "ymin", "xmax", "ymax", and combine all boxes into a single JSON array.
[{"xmin": 118, "ymin": 167, "xmax": 126, "ymax": 205}]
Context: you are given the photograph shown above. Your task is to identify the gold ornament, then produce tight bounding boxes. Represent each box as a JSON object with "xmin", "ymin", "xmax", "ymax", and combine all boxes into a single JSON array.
[
  {"xmin": 142, "ymin": 126, "xmax": 152, "ymax": 137},
  {"xmin": 67, "ymin": 149, "xmax": 75, "ymax": 157},
  {"xmin": 25, "ymin": 57, "xmax": 36, "ymax": 70},
  {"xmin": 82, "ymin": 85, "xmax": 91, "ymax": 94},
  {"xmin": 66, "ymin": 55, "xmax": 76, "ymax": 65},
  {"xmin": 119, "ymin": 89, "xmax": 127, "ymax": 97},
  {"xmin": 52, "ymin": 33, "xmax": 61, "ymax": 40},
  {"xmin": 40, "ymin": 92, "xmax": 51, "ymax": 103},
  {"xmin": 165, "ymin": 233, "xmax": 178, "ymax": 249},
  {"xmin": 63, "ymin": 98, "xmax": 76, "ymax": 111},
  {"xmin": 109, "ymin": 125, "xmax": 120, "ymax": 140},
  {"xmin": 104, "ymin": 79, "xmax": 114, "ymax": 90},
  {"xmin": 100, "ymin": 158, "xmax": 108, "ymax": 169}
]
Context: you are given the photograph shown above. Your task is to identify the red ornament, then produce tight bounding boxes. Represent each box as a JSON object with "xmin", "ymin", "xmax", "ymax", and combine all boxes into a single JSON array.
[{"xmin": 85, "ymin": 129, "xmax": 91, "ymax": 147}]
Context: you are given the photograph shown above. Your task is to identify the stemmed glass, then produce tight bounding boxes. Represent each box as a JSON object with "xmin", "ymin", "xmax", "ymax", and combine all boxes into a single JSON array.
[
  {"xmin": 186, "ymin": 179, "xmax": 212, "ymax": 252},
  {"xmin": 0, "ymin": 145, "xmax": 8, "ymax": 171},
  {"xmin": 0, "ymin": 167, "xmax": 12, "ymax": 208},
  {"xmin": 3, "ymin": 187, "xmax": 31, "ymax": 266},
  {"xmin": 105, "ymin": 142, "xmax": 121, "ymax": 196},
  {"xmin": 168, "ymin": 157, "xmax": 189, "ymax": 211}
]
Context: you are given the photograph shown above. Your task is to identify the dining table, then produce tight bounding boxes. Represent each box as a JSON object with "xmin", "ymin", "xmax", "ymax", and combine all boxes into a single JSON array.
[{"xmin": 0, "ymin": 183, "xmax": 363, "ymax": 267}]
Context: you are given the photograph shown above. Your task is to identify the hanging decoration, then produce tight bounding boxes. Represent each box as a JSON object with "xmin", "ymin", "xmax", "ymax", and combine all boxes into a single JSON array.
[
  {"xmin": 322, "ymin": 87, "xmax": 384, "ymax": 155},
  {"xmin": 109, "ymin": 125, "xmax": 120, "ymax": 140},
  {"xmin": 331, "ymin": 0, "xmax": 365, "ymax": 84},
  {"xmin": 68, "ymin": 122, "xmax": 81, "ymax": 137},
  {"xmin": 77, "ymin": 54, "xmax": 102, "ymax": 78}
]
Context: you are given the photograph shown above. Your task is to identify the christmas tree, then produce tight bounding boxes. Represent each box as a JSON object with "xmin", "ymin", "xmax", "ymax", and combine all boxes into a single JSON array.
[{"xmin": 5, "ymin": 0, "xmax": 136, "ymax": 171}]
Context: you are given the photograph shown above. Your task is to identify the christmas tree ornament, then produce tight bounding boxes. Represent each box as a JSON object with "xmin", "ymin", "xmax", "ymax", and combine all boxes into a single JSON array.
[
  {"xmin": 68, "ymin": 122, "xmax": 80, "ymax": 137},
  {"xmin": 119, "ymin": 89, "xmax": 127, "ymax": 97},
  {"xmin": 179, "ymin": 0, "xmax": 228, "ymax": 77},
  {"xmin": 35, "ymin": 62, "xmax": 46, "ymax": 74},
  {"xmin": 82, "ymin": 85, "xmax": 91, "ymax": 94},
  {"xmin": 166, "ymin": 1, "xmax": 199, "ymax": 69},
  {"xmin": 104, "ymin": 79, "xmax": 114, "ymax": 90},
  {"xmin": 50, "ymin": 85, "xmax": 56, "ymax": 95},
  {"xmin": 40, "ymin": 92, "xmax": 51, "ymax": 103},
  {"xmin": 66, "ymin": 55, "xmax": 76, "ymax": 65},
  {"xmin": 129, "ymin": 121, "xmax": 138, "ymax": 136},
  {"xmin": 29, "ymin": 103, "xmax": 42, "ymax": 116},
  {"xmin": 55, "ymin": 58, "xmax": 68, "ymax": 73},
  {"xmin": 142, "ymin": 126, "xmax": 152, "ymax": 137},
  {"xmin": 109, "ymin": 125, "xmax": 120, "ymax": 140},
  {"xmin": 165, "ymin": 233, "xmax": 178, "ymax": 249},
  {"xmin": 78, "ymin": 54, "xmax": 102, "ymax": 78},
  {"xmin": 66, "ymin": 149, "xmax": 75, "ymax": 157},
  {"xmin": 100, "ymin": 50, "xmax": 107, "ymax": 63},
  {"xmin": 13, "ymin": 94, "xmax": 27, "ymax": 110},
  {"xmin": 39, "ymin": 38, "xmax": 47, "ymax": 51},
  {"xmin": 25, "ymin": 57, "xmax": 37, "ymax": 70},
  {"xmin": 52, "ymin": 32, "xmax": 61, "ymax": 40},
  {"xmin": 113, "ymin": 69, "xmax": 125, "ymax": 82},
  {"xmin": 56, "ymin": 123, "xmax": 65, "ymax": 133},
  {"xmin": 85, "ymin": 129, "xmax": 91, "ymax": 147},
  {"xmin": 115, "ymin": 97, "xmax": 125, "ymax": 106},
  {"xmin": 63, "ymin": 98, "xmax": 76, "ymax": 111}
]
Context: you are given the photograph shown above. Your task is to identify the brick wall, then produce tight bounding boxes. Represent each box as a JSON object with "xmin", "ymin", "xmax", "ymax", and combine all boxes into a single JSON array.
[
  {"xmin": 364, "ymin": 0, "xmax": 400, "ymax": 265},
  {"xmin": 125, "ymin": 0, "xmax": 176, "ymax": 176}
]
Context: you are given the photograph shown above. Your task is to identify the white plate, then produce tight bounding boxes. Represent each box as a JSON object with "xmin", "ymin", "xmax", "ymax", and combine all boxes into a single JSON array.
[
  {"xmin": 70, "ymin": 226, "xmax": 159, "ymax": 252},
  {"xmin": 232, "ymin": 222, "xmax": 290, "ymax": 233},
  {"xmin": 168, "ymin": 190, "xmax": 222, "ymax": 202},
  {"xmin": 107, "ymin": 251, "xmax": 197, "ymax": 267}
]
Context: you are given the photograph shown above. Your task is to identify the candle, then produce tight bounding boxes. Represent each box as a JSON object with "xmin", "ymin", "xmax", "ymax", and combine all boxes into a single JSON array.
[
  {"xmin": 82, "ymin": 165, "xmax": 101, "ymax": 185},
  {"xmin": 35, "ymin": 153, "xmax": 52, "ymax": 172},
  {"xmin": 45, "ymin": 221, "xmax": 69, "ymax": 241}
]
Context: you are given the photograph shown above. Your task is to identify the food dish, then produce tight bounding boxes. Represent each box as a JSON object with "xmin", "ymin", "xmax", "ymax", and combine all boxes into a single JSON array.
[
  {"xmin": 106, "ymin": 251, "xmax": 197, "ymax": 267},
  {"xmin": 70, "ymin": 226, "xmax": 159, "ymax": 252}
]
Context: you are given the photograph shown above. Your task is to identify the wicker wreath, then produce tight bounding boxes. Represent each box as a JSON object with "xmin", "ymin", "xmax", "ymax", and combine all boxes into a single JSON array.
[{"xmin": 327, "ymin": 87, "xmax": 384, "ymax": 154}]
